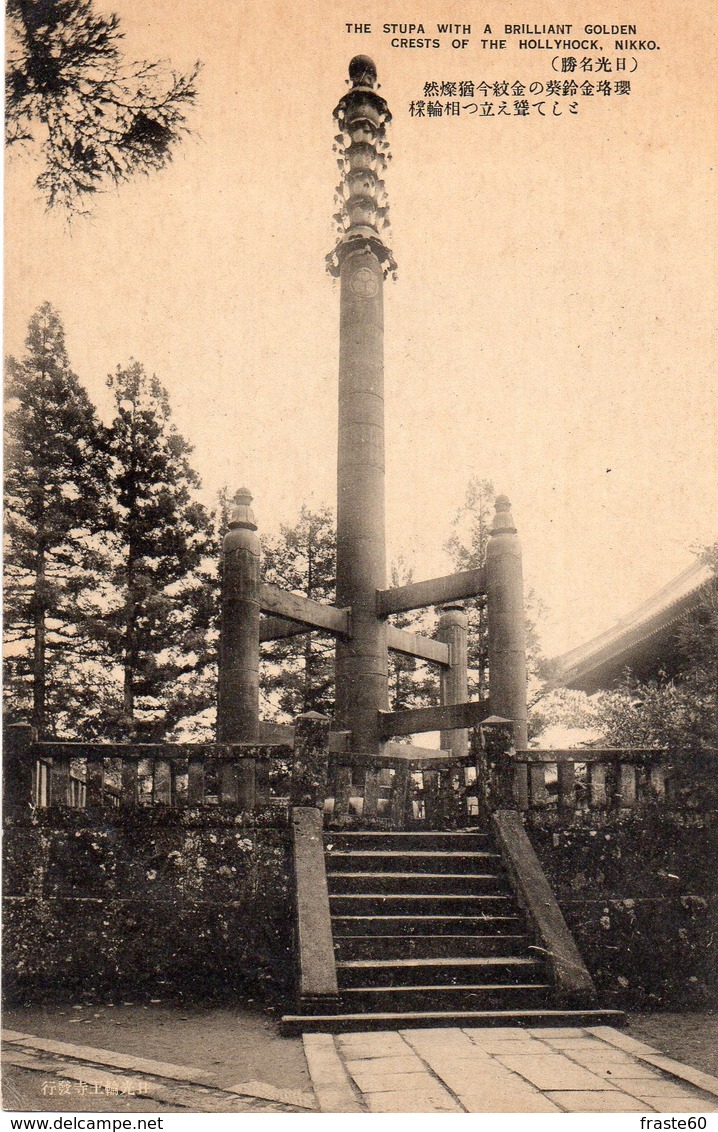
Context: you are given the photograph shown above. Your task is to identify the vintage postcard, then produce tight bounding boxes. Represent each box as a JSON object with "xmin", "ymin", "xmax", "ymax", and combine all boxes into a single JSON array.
[{"xmin": 3, "ymin": 0, "xmax": 717, "ymax": 1120}]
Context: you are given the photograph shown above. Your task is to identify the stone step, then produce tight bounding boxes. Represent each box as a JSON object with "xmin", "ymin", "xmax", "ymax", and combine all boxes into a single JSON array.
[
  {"xmin": 331, "ymin": 914, "xmax": 526, "ymax": 937},
  {"xmin": 336, "ymin": 955, "xmax": 543, "ymax": 988},
  {"xmin": 334, "ymin": 933, "xmax": 531, "ymax": 960},
  {"xmin": 324, "ymin": 830, "xmax": 493, "ymax": 852},
  {"xmin": 329, "ymin": 893, "xmax": 516, "ymax": 917},
  {"xmin": 338, "ymin": 983, "xmax": 552, "ymax": 1013},
  {"xmin": 280, "ymin": 1008, "xmax": 628, "ymax": 1036},
  {"xmin": 327, "ymin": 871, "xmax": 507, "ymax": 895},
  {"xmin": 325, "ymin": 850, "xmax": 502, "ymax": 874}
]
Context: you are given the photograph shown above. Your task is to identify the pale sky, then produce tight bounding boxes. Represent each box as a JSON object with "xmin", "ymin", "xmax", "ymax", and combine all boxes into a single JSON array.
[{"xmin": 5, "ymin": 0, "xmax": 717, "ymax": 657}]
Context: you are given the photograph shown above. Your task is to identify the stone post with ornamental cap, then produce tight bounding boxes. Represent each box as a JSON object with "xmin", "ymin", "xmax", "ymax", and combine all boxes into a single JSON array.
[
  {"xmin": 486, "ymin": 496, "xmax": 528, "ymax": 752},
  {"xmin": 327, "ymin": 56, "xmax": 397, "ymax": 756},
  {"xmin": 437, "ymin": 602, "xmax": 469, "ymax": 758},
  {"xmin": 217, "ymin": 488, "xmax": 261, "ymax": 743}
]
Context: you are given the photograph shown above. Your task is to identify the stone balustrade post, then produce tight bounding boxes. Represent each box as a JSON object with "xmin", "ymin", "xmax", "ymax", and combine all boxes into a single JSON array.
[
  {"xmin": 3, "ymin": 722, "xmax": 36, "ymax": 810},
  {"xmin": 291, "ymin": 712, "xmax": 332, "ymax": 809},
  {"xmin": 217, "ymin": 488, "xmax": 261, "ymax": 743}
]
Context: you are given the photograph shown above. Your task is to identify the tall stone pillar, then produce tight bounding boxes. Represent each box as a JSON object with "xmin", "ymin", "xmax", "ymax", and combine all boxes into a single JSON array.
[
  {"xmin": 329, "ymin": 56, "xmax": 396, "ymax": 756},
  {"xmin": 486, "ymin": 496, "xmax": 528, "ymax": 749},
  {"xmin": 217, "ymin": 488, "xmax": 261, "ymax": 742},
  {"xmin": 437, "ymin": 603, "xmax": 469, "ymax": 757}
]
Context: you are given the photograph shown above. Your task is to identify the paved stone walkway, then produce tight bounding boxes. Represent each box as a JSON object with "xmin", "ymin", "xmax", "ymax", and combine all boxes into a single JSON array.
[{"xmin": 304, "ymin": 1025, "xmax": 718, "ymax": 1113}]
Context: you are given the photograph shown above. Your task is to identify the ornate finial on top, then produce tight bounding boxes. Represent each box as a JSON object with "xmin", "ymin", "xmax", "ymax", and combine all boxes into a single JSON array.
[
  {"xmin": 327, "ymin": 58, "xmax": 397, "ymax": 279},
  {"xmin": 229, "ymin": 488, "xmax": 257, "ymax": 531},
  {"xmin": 348, "ymin": 55, "xmax": 378, "ymax": 88},
  {"xmin": 491, "ymin": 495, "xmax": 517, "ymax": 535}
]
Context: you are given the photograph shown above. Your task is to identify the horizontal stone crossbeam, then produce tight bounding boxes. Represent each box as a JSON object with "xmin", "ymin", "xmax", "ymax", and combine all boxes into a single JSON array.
[
  {"xmin": 260, "ymin": 605, "xmax": 450, "ymax": 666},
  {"xmin": 378, "ymin": 698, "xmax": 491, "ymax": 739},
  {"xmin": 257, "ymin": 723, "xmax": 351, "ymax": 754},
  {"xmin": 259, "ymin": 584, "xmax": 351, "ymax": 636},
  {"xmin": 259, "ymin": 616, "xmax": 309, "ymax": 643},
  {"xmin": 385, "ymin": 625, "xmax": 449, "ymax": 666},
  {"xmin": 377, "ymin": 566, "xmax": 486, "ymax": 617},
  {"xmin": 370, "ymin": 742, "xmax": 467, "ymax": 770}
]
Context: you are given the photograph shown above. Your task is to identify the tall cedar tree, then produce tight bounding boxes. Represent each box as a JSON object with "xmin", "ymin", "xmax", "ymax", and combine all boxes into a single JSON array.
[
  {"xmin": 4, "ymin": 302, "xmax": 110, "ymax": 735},
  {"xmin": 6, "ymin": 0, "xmax": 200, "ymax": 213},
  {"xmin": 261, "ymin": 506, "xmax": 337, "ymax": 719},
  {"xmin": 101, "ymin": 361, "xmax": 216, "ymax": 739}
]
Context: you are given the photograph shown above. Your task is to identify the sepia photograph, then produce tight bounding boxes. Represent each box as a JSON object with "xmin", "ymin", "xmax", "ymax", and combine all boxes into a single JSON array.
[{"xmin": 3, "ymin": 0, "xmax": 717, "ymax": 1119}]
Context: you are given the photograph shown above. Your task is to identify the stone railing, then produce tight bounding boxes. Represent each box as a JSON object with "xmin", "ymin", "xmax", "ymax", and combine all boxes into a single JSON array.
[
  {"xmin": 507, "ymin": 747, "xmax": 670, "ymax": 824},
  {"xmin": 326, "ymin": 746, "xmax": 479, "ymax": 828},
  {"xmin": 2, "ymin": 714, "xmax": 333, "ymax": 816}
]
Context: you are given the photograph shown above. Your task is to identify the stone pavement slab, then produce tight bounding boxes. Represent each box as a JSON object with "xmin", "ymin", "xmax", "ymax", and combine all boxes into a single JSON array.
[
  {"xmin": 466, "ymin": 1038, "xmax": 546, "ymax": 1055},
  {"xmin": 348, "ymin": 1066, "xmax": 432, "ymax": 1094},
  {"xmin": 337, "ymin": 1031, "xmax": 409, "ymax": 1060},
  {"xmin": 402, "ymin": 1027, "xmax": 483, "ymax": 1059},
  {"xmin": 565, "ymin": 1049, "xmax": 664, "ymax": 1079},
  {"xmin": 459, "ymin": 1088, "xmax": 562, "ymax": 1113},
  {"xmin": 346, "ymin": 1054, "xmax": 424, "ymax": 1078},
  {"xmin": 546, "ymin": 1091, "xmax": 651, "ymax": 1112},
  {"xmin": 302, "ymin": 1032, "xmax": 364, "ymax": 1112},
  {"xmin": 304, "ymin": 1024, "xmax": 718, "ymax": 1113},
  {"xmin": 544, "ymin": 1036, "xmax": 613, "ymax": 1049},
  {"xmin": 497, "ymin": 1052, "xmax": 620, "ymax": 1092},
  {"xmin": 528, "ymin": 1026, "xmax": 586, "ymax": 1037},
  {"xmin": 618, "ymin": 1078, "xmax": 716, "ymax": 1101},
  {"xmin": 365, "ymin": 1085, "xmax": 461, "ymax": 1113}
]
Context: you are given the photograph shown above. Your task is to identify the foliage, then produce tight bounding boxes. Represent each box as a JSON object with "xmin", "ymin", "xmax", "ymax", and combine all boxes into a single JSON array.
[
  {"xmin": 6, "ymin": 0, "xmax": 200, "ymax": 212},
  {"xmin": 95, "ymin": 361, "xmax": 217, "ymax": 739},
  {"xmin": 445, "ymin": 476, "xmax": 549, "ymax": 719},
  {"xmin": 539, "ymin": 547, "xmax": 718, "ymax": 769},
  {"xmin": 444, "ymin": 476, "xmax": 494, "ymax": 700},
  {"xmin": 591, "ymin": 554, "xmax": 718, "ymax": 765},
  {"xmin": 3, "ymin": 302, "xmax": 111, "ymax": 735},
  {"xmin": 260, "ymin": 506, "xmax": 337, "ymax": 719},
  {"xmin": 387, "ymin": 556, "xmax": 438, "ymax": 711}
]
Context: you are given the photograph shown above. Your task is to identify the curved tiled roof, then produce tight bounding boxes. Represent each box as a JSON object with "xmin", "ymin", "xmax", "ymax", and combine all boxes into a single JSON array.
[{"xmin": 555, "ymin": 559, "xmax": 714, "ymax": 693}]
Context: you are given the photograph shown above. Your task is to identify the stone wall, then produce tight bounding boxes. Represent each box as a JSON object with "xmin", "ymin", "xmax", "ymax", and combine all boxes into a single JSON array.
[
  {"xmin": 5, "ymin": 803, "xmax": 717, "ymax": 1010},
  {"xmin": 3, "ymin": 808, "xmax": 292, "ymax": 1004},
  {"xmin": 527, "ymin": 809, "xmax": 718, "ymax": 1009}
]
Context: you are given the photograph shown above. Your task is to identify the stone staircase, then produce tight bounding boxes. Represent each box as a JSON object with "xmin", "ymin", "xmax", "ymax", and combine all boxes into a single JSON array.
[
  {"xmin": 329, "ymin": 829, "xmax": 550, "ymax": 1014},
  {"xmin": 281, "ymin": 824, "xmax": 626, "ymax": 1034}
]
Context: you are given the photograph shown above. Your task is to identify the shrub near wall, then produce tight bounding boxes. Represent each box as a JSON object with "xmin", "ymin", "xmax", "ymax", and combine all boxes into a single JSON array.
[
  {"xmin": 527, "ymin": 809, "xmax": 718, "ymax": 1009},
  {"xmin": 3, "ymin": 808, "xmax": 293, "ymax": 1003}
]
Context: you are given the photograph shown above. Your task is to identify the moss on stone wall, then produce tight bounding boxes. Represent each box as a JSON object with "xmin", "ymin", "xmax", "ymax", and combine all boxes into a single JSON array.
[
  {"xmin": 5, "ymin": 804, "xmax": 717, "ymax": 1009},
  {"xmin": 3, "ymin": 808, "xmax": 292, "ymax": 1003},
  {"xmin": 527, "ymin": 810, "xmax": 718, "ymax": 1009}
]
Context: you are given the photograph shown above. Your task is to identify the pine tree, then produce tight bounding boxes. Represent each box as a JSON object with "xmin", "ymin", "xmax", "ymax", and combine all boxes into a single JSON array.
[
  {"xmin": 260, "ymin": 506, "xmax": 337, "ymax": 719},
  {"xmin": 3, "ymin": 301, "xmax": 110, "ymax": 735},
  {"xmin": 99, "ymin": 361, "xmax": 216, "ymax": 739},
  {"xmin": 6, "ymin": 0, "xmax": 201, "ymax": 213}
]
